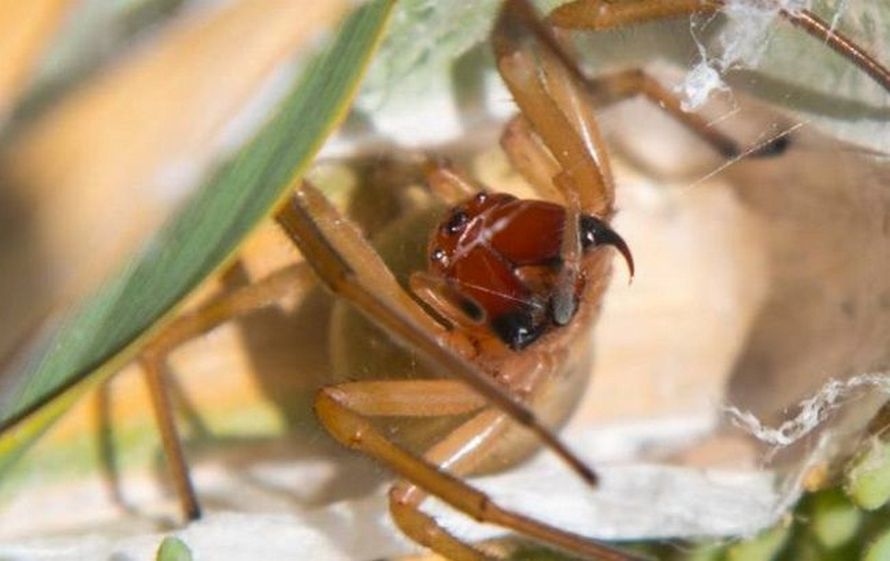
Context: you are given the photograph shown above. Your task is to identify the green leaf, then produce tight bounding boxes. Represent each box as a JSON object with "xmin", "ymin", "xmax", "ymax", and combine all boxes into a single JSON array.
[
  {"xmin": 808, "ymin": 488, "xmax": 862, "ymax": 549},
  {"xmin": 0, "ymin": 0, "xmax": 394, "ymax": 473},
  {"xmin": 845, "ymin": 439, "xmax": 890, "ymax": 511},
  {"xmin": 865, "ymin": 528, "xmax": 890, "ymax": 561},
  {"xmin": 726, "ymin": 524, "xmax": 790, "ymax": 561},
  {"xmin": 156, "ymin": 536, "xmax": 193, "ymax": 561}
]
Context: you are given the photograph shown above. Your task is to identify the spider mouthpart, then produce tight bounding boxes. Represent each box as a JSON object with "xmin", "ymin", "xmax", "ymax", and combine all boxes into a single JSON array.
[
  {"xmin": 550, "ymin": 289, "xmax": 579, "ymax": 327},
  {"xmin": 491, "ymin": 309, "xmax": 546, "ymax": 350},
  {"xmin": 580, "ymin": 215, "xmax": 635, "ymax": 279}
]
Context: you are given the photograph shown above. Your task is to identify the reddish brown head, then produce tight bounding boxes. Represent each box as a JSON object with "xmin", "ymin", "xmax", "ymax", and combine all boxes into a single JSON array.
[{"xmin": 428, "ymin": 192, "xmax": 632, "ymax": 350}]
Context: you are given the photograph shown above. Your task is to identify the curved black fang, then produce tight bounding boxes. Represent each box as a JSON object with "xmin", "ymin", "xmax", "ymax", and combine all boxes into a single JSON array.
[{"xmin": 579, "ymin": 215, "xmax": 635, "ymax": 279}]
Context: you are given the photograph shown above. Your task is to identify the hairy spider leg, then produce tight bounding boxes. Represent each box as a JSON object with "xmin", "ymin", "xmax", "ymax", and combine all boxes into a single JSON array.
[
  {"xmin": 139, "ymin": 353, "xmax": 201, "ymax": 521},
  {"xmin": 422, "ymin": 157, "xmax": 486, "ymax": 205},
  {"xmin": 314, "ymin": 386, "xmax": 647, "ymax": 561},
  {"xmin": 133, "ymin": 262, "xmax": 316, "ymax": 521},
  {"xmin": 512, "ymin": 0, "xmax": 792, "ymax": 160},
  {"xmin": 495, "ymin": 45, "xmax": 612, "ymax": 216},
  {"xmin": 550, "ymin": 0, "xmax": 890, "ymax": 97},
  {"xmin": 499, "ymin": 116, "xmax": 566, "ymax": 203}
]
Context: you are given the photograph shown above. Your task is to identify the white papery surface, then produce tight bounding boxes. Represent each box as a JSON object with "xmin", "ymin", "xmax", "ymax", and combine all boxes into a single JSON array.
[{"xmin": 0, "ymin": 421, "xmax": 782, "ymax": 561}]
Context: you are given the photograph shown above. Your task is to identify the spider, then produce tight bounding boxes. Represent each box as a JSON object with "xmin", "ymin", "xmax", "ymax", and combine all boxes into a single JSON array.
[{"xmin": 124, "ymin": 1, "xmax": 890, "ymax": 560}]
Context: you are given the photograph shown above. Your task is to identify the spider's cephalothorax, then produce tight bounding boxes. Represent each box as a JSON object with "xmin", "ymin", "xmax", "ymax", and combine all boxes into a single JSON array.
[{"xmin": 429, "ymin": 191, "xmax": 633, "ymax": 350}]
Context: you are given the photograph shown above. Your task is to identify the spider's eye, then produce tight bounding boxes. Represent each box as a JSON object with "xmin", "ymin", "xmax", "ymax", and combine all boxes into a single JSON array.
[
  {"xmin": 431, "ymin": 247, "xmax": 447, "ymax": 265},
  {"xmin": 444, "ymin": 211, "xmax": 469, "ymax": 235}
]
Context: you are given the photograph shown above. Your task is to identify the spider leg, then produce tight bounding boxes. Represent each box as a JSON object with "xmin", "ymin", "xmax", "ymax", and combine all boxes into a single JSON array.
[
  {"xmin": 140, "ymin": 353, "xmax": 201, "ymax": 521},
  {"xmin": 509, "ymin": 0, "xmax": 783, "ymax": 164},
  {"xmin": 318, "ymin": 380, "xmax": 487, "ymax": 418},
  {"xmin": 409, "ymin": 271, "xmax": 488, "ymax": 334},
  {"xmin": 390, "ymin": 408, "xmax": 512, "ymax": 561},
  {"xmin": 317, "ymin": 382, "xmax": 498, "ymax": 561},
  {"xmin": 495, "ymin": 1, "xmax": 613, "ymax": 217},
  {"xmin": 549, "ymin": 0, "xmax": 718, "ymax": 30},
  {"xmin": 149, "ymin": 262, "xmax": 314, "ymax": 352},
  {"xmin": 96, "ymin": 382, "xmax": 130, "ymax": 514},
  {"xmin": 549, "ymin": 0, "xmax": 890, "ymax": 100},
  {"xmin": 499, "ymin": 116, "xmax": 564, "ymax": 203},
  {"xmin": 583, "ymin": 69, "xmax": 767, "ymax": 159},
  {"xmin": 136, "ymin": 261, "xmax": 316, "ymax": 521},
  {"xmin": 315, "ymin": 387, "xmax": 645, "ymax": 561},
  {"xmin": 783, "ymin": 9, "xmax": 890, "ymax": 94},
  {"xmin": 422, "ymin": 157, "xmax": 484, "ymax": 204},
  {"xmin": 276, "ymin": 181, "xmax": 599, "ymax": 486}
]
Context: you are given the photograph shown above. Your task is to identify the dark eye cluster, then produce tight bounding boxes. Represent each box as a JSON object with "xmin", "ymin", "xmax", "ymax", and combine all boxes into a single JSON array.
[{"xmin": 444, "ymin": 210, "xmax": 468, "ymax": 235}]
